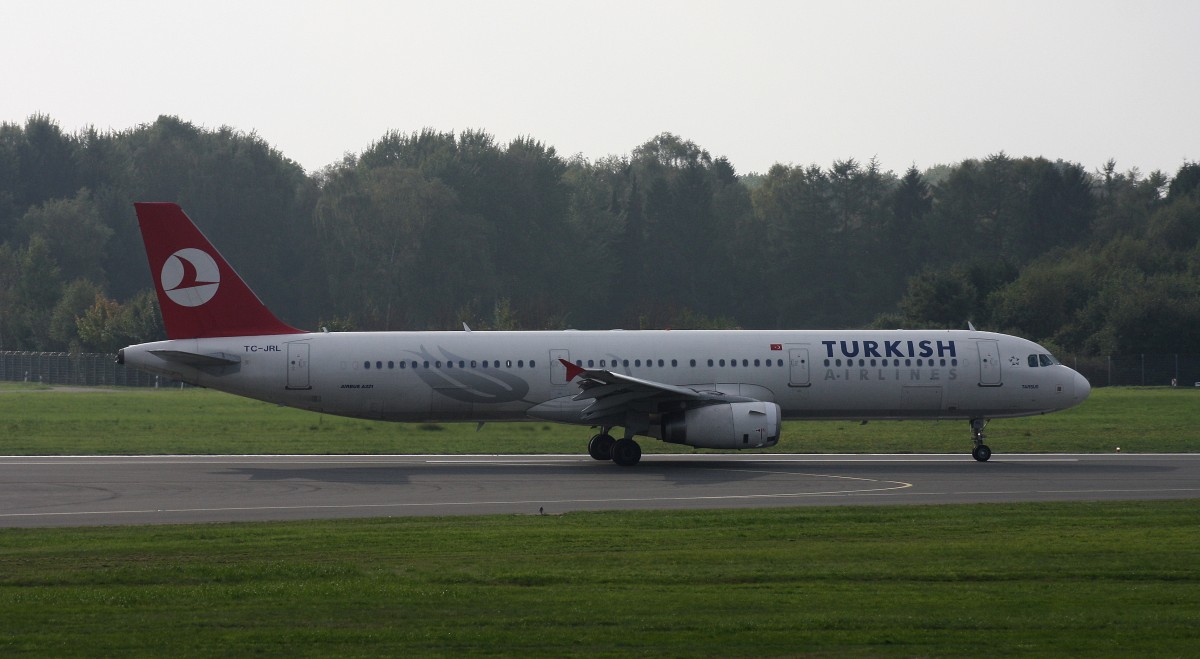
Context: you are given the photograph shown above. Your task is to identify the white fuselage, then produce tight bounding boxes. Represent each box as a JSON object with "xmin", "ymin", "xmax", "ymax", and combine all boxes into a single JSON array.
[{"xmin": 121, "ymin": 328, "xmax": 1090, "ymax": 426}]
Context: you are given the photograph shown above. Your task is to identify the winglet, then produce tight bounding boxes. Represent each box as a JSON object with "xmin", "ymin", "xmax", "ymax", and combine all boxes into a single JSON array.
[{"xmin": 559, "ymin": 358, "xmax": 585, "ymax": 381}]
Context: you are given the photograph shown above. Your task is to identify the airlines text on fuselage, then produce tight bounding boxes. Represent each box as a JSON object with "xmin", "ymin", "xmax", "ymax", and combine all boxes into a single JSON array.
[{"xmin": 821, "ymin": 340, "xmax": 957, "ymax": 359}]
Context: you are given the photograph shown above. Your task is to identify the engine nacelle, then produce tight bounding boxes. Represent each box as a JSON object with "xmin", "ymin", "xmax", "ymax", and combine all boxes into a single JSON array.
[{"xmin": 661, "ymin": 401, "xmax": 782, "ymax": 449}]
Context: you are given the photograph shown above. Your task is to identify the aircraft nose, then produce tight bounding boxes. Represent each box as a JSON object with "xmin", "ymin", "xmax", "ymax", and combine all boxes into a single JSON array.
[{"xmin": 1074, "ymin": 371, "xmax": 1091, "ymax": 404}]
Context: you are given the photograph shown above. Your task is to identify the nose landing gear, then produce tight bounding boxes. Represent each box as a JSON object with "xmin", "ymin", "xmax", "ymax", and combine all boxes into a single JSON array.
[{"xmin": 970, "ymin": 418, "xmax": 991, "ymax": 462}]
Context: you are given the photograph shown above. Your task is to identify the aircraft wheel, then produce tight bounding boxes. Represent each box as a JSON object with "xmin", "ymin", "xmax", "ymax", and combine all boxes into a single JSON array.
[
  {"xmin": 611, "ymin": 438, "xmax": 642, "ymax": 466},
  {"xmin": 588, "ymin": 433, "xmax": 615, "ymax": 461},
  {"xmin": 972, "ymin": 444, "xmax": 992, "ymax": 462}
]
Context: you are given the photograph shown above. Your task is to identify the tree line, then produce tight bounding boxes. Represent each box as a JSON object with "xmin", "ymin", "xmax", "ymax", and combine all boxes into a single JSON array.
[{"xmin": 1, "ymin": 114, "xmax": 1197, "ymax": 356}]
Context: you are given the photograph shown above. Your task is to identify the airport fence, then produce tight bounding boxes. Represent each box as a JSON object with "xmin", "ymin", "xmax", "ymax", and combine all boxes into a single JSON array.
[
  {"xmin": 1065, "ymin": 354, "xmax": 1200, "ymax": 388},
  {"xmin": 0, "ymin": 351, "xmax": 182, "ymax": 388},
  {"xmin": 3, "ymin": 351, "xmax": 1199, "ymax": 389}
]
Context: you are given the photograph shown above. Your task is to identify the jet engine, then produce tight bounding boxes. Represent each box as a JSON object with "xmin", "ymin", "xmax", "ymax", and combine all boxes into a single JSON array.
[{"xmin": 660, "ymin": 401, "xmax": 782, "ymax": 449}]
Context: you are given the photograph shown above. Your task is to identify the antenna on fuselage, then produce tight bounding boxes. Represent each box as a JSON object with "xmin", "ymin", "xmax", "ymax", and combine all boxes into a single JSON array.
[{"xmin": 967, "ymin": 320, "xmax": 977, "ymax": 331}]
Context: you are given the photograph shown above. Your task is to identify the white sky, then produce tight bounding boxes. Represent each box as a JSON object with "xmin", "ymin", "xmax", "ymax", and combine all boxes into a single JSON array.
[{"xmin": 5, "ymin": 0, "xmax": 1198, "ymax": 177}]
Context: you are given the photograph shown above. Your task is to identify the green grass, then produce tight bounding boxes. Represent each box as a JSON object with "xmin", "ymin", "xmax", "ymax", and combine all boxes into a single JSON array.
[
  {"xmin": 0, "ymin": 385, "xmax": 1193, "ymax": 455},
  {"xmin": 0, "ymin": 501, "xmax": 1197, "ymax": 656}
]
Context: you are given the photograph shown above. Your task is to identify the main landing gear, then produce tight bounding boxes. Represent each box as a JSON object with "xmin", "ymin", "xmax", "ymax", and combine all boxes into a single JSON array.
[
  {"xmin": 970, "ymin": 418, "xmax": 992, "ymax": 462},
  {"xmin": 587, "ymin": 430, "xmax": 642, "ymax": 466}
]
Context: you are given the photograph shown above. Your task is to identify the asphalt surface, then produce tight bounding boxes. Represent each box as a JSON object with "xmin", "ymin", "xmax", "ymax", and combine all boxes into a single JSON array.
[{"xmin": 1, "ymin": 453, "xmax": 1197, "ymax": 527}]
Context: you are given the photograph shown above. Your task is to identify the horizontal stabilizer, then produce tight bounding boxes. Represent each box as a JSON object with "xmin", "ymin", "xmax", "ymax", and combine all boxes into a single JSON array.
[{"xmin": 149, "ymin": 350, "xmax": 241, "ymax": 368}]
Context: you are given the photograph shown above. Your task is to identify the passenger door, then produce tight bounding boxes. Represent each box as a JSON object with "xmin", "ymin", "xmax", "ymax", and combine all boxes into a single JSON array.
[{"xmin": 977, "ymin": 340, "xmax": 1002, "ymax": 386}]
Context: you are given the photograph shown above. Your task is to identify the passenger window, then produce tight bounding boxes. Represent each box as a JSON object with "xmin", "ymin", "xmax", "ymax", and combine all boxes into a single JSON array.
[
  {"xmin": 518, "ymin": 360, "xmax": 524, "ymax": 368},
  {"xmin": 530, "ymin": 360, "xmax": 536, "ymax": 368},
  {"xmin": 707, "ymin": 359, "xmax": 713, "ymax": 367},
  {"xmin": 658, "ymin": 359, "xmax": 665, "ymax": 367},
  {"xmin": 363, "ymin": 361, "xmax": 370, "ymax": 369},
  {"xmin": 447, "ymin": 361, "xmax": 453, "ymax": 369},
  {"xmin": 388, "ymin": 361, "xmax": 394, "ymax": 369},
  {"xmin": 671, "ymin": 359, "xmax": 677, "ymax": 367},
  {"xmin": 436, "ymin": 361, "xmax": 442, "ymax": 368},
  {"xmin": 588, "ymin": 360, "xmax": 595, "ymax": 367},
  {"xmin": 471, "ymin": 360, "xmax": 477, "ymax": 368},
  {"xmin": 689, "ymin": 359, "xmax": 696, "ymax": 367}
]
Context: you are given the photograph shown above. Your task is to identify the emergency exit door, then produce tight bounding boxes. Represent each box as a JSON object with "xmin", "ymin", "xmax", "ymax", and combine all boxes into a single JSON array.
[{"xmin": 788, "ymin": 348, "xmax": 811, "ymax": 387}]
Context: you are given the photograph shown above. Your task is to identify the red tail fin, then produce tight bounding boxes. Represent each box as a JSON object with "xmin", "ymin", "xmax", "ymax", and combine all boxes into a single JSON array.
[{"xmin": 134, "ymin": 202, "xmax": 303, "ymax": 339}]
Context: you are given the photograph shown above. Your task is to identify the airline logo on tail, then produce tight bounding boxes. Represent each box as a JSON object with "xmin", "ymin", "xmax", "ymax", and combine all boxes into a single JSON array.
[
  {"xmin": 161, "ymin": 248, "xmax": 220, "ymax": 307},
  {"xmin": 134, "ymin": 202, "xmax": 303, "ymax": 339}
]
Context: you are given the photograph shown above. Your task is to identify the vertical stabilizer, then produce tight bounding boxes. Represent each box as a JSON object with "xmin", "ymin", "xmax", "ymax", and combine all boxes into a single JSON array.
[{"xmin": 134, "ymin": 202, "xmax": 303, "ymax": 339}]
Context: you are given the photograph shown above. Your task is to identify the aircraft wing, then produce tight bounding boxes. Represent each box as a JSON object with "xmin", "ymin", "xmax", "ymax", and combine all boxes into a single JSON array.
[{"xmin": 560, "ymin": 358, "xmax": 747, "ymax": 422}]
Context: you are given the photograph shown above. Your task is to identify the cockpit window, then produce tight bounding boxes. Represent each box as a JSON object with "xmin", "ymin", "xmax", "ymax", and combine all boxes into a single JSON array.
[{"xmin": 1029, "ymin": 353, "xmax": 1061, "ymax": 367}]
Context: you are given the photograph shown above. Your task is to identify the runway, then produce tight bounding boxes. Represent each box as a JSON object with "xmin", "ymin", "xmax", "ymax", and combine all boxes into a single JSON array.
[{"xmin": 1, "ymin": 453, "xmax": 1198, "ymax": 527}]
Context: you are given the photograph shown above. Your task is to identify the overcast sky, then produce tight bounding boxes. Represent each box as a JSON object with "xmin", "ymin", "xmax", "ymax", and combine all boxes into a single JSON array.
[{"xmin": 5, "ymin": 0, "xmax": 1198, "ymax": 177}]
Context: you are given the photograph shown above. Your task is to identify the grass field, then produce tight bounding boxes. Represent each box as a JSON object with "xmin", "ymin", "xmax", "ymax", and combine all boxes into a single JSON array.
[
  {"xmin": 0, "ymin": 500, "xmax": 1197, "ymax": 656},
  {"xmin": 0, "ymin": 384, "xmax": 1194, "ymax": 455}
]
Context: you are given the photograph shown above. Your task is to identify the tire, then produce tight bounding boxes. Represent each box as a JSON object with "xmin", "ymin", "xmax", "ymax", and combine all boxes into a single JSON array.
[
  {"xmin": 611, "ymin": 438, "xmax": 642, "ymax": 466},
  {"xmin": 588, "ymin": 433, "xmax": 615, "ymax": 461}
]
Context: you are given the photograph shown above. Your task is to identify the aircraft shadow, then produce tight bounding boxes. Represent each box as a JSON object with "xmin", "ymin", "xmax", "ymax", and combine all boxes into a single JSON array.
[{"xmin": 218, "ymin": 466, "xmax": 413, "ymax": 485}]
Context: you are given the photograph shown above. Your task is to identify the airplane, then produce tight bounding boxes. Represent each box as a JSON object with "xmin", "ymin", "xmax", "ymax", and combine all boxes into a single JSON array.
[{"xmin": 118, "ymin": 202, "xmax": 1092, "ymax": 465}]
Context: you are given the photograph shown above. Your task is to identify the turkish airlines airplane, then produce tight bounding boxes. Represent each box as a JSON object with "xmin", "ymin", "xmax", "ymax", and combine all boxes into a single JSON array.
[{"xmin": 118, "ymin": 203, "xmax": 1091, "ymax": 465}]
